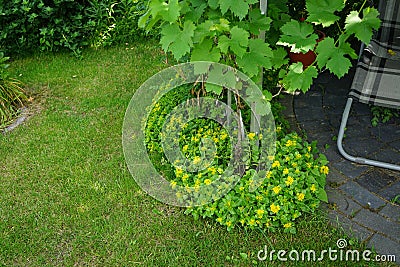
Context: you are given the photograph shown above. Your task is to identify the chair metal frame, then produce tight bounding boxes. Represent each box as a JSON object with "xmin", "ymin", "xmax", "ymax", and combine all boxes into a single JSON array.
[{"xmin": 337, "ymin": 0, "xmax": 400, "ymax": 171}]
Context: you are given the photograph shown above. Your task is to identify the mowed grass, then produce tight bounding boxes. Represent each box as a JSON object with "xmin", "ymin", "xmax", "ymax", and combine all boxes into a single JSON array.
[{"xmin": 0, "ymin": 42, "xmax": 390, "ymax": 266}]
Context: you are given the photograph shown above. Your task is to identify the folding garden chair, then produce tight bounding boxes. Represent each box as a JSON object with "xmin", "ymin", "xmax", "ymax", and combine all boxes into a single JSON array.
[{"xmin": 337, "ymin": 0, "xmax": 400, "ymax": 171}]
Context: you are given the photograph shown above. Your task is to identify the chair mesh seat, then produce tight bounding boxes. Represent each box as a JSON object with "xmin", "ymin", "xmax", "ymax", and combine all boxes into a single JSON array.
[
  {"xmin": 349, "ymin": 0, "xmax": 400, "ymax": 109},
  {"xmin": 349, "ymin": 56, "xmax": 400, "ymax": 109}
]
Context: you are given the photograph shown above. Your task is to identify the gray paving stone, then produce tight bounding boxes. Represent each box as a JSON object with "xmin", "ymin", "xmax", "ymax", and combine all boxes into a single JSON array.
[
  {"xmin": 371, "ymin": 125, "xmax": 400, "ymax": 143},
  {"xmin": 333, "ymin": 161, "xmax": 369, "ymax": 180},
  {"xmin": 356, "ymin": 170, "xmax": 399, "ymax": 194},
  {"xmin": 379, "ymin": 181, "xmax": 400, "ymax": 202},
  {"xmin": 342, "ymin": 137, "xmax": 383, "ymax": 157},
  {"xmin": 353, "ymin": 209, "xmax": 400, "ymax": 243},
  {"xmin": 367, "ymin": 234, "xmax": 399, "ymax": 264},
  {"xmin": 294, "ymin": 95, "xmax": 322, "ymax": 109},
  {"xmin": 296, "ymin": 108, "xmax": 326, "ymax": 122},
  {"xmin": 372, "ymin": 148, "xmax": 400, "ymax": 165},
  {"xmin": 323, "ymin": 147, "xmax": 345, "ymax": 164},
  {"xmin": 326, "ymin": 167, "xmax": 348, "ymax": 187},
  {"xmin": 327, "ymin": 209, "xmax": 373, "ymax": 242},
  {"xmin": 327, "ymin": 187, "xmax": 363, "ymax": 217},
  {"xmin": 339, "ymin": 181, "xmax": 386, "ymax": 211},
  {"xmin": 389, "ymin": 139, "xmax": 400, "ymax": 151},
  {"xmin": 379, "ymin": 203, "xmax": 400, "ymax": 222}
]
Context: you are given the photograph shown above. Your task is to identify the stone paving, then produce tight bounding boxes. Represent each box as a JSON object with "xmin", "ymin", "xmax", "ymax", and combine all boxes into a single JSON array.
[{"xmin": 284, "ymin": 67, "xmax": 399, "ymax": 264}]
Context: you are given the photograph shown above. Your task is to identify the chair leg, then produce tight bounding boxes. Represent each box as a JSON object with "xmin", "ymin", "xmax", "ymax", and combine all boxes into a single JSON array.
[{"xmin": 337, "ymin": 98, "xmax": 400, "ymax": 171}]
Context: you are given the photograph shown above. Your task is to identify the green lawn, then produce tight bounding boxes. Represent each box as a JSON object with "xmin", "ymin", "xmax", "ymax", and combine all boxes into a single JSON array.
[{"xmin": 0, "ymin": 42, "xmax": 388, "ymax": 266}]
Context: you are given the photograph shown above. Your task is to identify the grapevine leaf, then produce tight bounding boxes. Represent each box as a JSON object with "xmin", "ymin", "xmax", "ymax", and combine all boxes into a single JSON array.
[
  {"xmin": 191, "ymin": 39, "xmax": 221, "ymax": 62},
  {"xmin": 219, "ymin": 0, "xmax": 244, "ymax": 17},
  {"xmin": 315, "ymin": 37, "xmax": 352, "ymax": 78},
  {"xmin": 237, "ymin": 39, "xmax": 273, "ymax": 78},
  {"xmin": 247, "ymin": 9, "xmax": 272, "ymax": 35},
  {"xmin": 217, "ymin": 26, "xmax": 249, "ymax": 58},
  {"xmin": 193, "ymin": 20, "xmax": 215, "ymax": 44},
  {"xmin": 271, "ymin": 47, "xmax": 289, "ymax": 68},
  {"xmin": 326, "ymin": 54, "xmax": 352, "ymax": 79},
  {"xmin": 282, "ymin": 63, "xmax": 318, "ymax": 93},
  {"xmin": 207, "ymin": 64, "xmax": 237, "ymax": 90},
  {"xmin": 208, "ymin": 0, "xmax": 219, "ymax": 9},
  {"xmin": 255, "ymin": 99, "xmax": 271, "ymax": 116},
  {"xmin": 149, "ymin": 0, "xmax": 181, "ymax": 23},
  {"xmin": 218, "ymin": 0, "xmax": 257, "ymax": 20},
  {"xmin": 205, "ymin": 83, "xmax": 223, "ymax": 95},
  {"xmin": 345, "ymin": 8, "xmax": 381, "ymax": 44},
  {"xmin": 306, "ymin": 0, "xmax": 345, "ymax": 27},
  {"xmin": 160, "ymin": 21, "xmax": 195, "ymax": 61},
  {"xmin": 184, "ymin": 3, "xmax": 208, "ymax": 22},
  {"xmin": 277, "ymin": 20, "xmax": 318, "ymax": 53}
]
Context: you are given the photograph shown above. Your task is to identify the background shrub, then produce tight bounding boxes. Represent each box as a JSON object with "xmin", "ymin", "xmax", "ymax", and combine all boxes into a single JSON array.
[{"xmin": 0, "ymin": 0, "xmax": 150, "ymax": 57}]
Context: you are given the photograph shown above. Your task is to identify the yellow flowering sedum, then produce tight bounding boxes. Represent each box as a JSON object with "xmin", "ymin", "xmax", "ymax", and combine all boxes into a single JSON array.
[
  {"xmin": 272, "ymin": 161, "xmax": 280, "ymax": 168},
  {"xmin": 320, "ymin": 166, "xmax": 329, "ymax": 175},
  {"xmin": 285, "ymin": 176, "xmax": 294, "ymax": 186},
  {"xmin": 204, "ymin": 179, "xmax": 212, "ymax": 185},
  {"xmin": 311, "ymin": 184, "xmax": 317, "ymax": 192},
  {"xmin": 284, "ymin": 222, "xmax": 292, "ymax": 228},
  {"xmin": 256, "ymin": 209, "xmax": 265, "ymax": 218},
  {"xmin": 248, "ymin": 132, "xmax": 256, "ymax": 140},
  {"xmin": 297, "ymin": 192, "xmax": 305, "ymax": 201},
  {"xmin": 270, "ymin": 203, "xmax": 280, "ymax": 214},
  {"xmin": 272, "ymin": 186, "xmax": 281, "ymax": 194}
]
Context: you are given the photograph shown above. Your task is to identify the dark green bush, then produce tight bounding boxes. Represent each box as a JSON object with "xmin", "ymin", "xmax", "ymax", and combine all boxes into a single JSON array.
[{"xmin": 0, "ymin": 0, "xmax": 150, "ymax": 57}]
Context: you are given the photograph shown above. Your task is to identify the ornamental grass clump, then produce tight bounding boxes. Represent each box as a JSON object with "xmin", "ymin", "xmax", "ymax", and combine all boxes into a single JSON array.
[{"xmin": 0, "ymin": 53, "xmax": 27, "ymax": 127}]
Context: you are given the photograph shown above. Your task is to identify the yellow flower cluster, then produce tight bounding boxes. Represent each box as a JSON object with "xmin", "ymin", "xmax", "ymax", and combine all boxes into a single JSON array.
[
  {"xmin": 283, "ymin": 222, "xmax": 292, "ymax": 228},
  {"xmin": 285, "ymin": 176, "xmax": 294, "ymax": 186},
  {"xmin": 297, "ymin": 192, "xmax": 305, "ymax": 201},
  {"xmin": 248, "ymin": 132, "xmax": 256, "ymax": 140},
  {"xmin": 272, "ymin": 161, "xmax": 280, "ymax": 168},
  {"xmin": 270, "ymin": 203, "xmax": 280, "ymax": 214},
  {"xmin": 311, "ymin": 184, "xmax": 317, "ymax": 193},
  {"xmin": 256, "ymin": 209, "xmax": 265, "ymax": 218},
  {"xmin": 320, "ymin": 166, "xmax": 329, "ymax": 175},
  {"xmin": 204, "ymin": 179, "xmax": 212, "ymax": 185},
  {"xmin": 272, "ymin": 186, "xmax": 281, "ymax": 194}
]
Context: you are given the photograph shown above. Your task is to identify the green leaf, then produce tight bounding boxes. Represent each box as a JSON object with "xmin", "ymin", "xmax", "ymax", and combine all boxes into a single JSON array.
[
  {"xmin": 345, "ymin": 8, "xmax": 381, "ymax": 44},
  {"xmin": 282, "ymin": 63, "xmax": 318, "ymax": 93},
  {"xmin": 217, "ymin": 26, "xmax": 249, "ymax": 58},
  {"xmin": 277, "ymin": 20, "xmax": 318, "ymax": 53},
  {"xmin": 255, "ymin": 99, "xmax": 271, "ymax": 116},
  {"xmin": 218, "ymin": 0, "xmax": 249, "ymax": 20},
  {"xmin": 193, "ymin": 20, "xmax": 215, "ymax": 44},
  {"xmin": 149, "ymin": 0, "xmax": 181, "ymax": 23},
  {"xmin": 184, "ymin": 2, "xmax": 207, "ymax": 22},
  {"xmin": 160, "ymin": 21, "xmax": 195, "ymax": 61},
  {"xmin": 208, "ymin": 0, "xmax": 219, "ymax": 9},
  {"xmin": 248, "ymin": 9, "xmax": 272, "ymax": 34},
  {"xmin": 205, "ymin": 83, "xmax": 223, "ymax": 95},
  {"xmin": 236, "ymin": 39, "xmax": 273, "ymax": 78},
  {"xmin": 271, "ymin": 47, "xmax": 289, "ymax": 68},
  {"xmin": 206, "ymin": 64, "xmax": 237, "ymax": 90},
  {"xmin": 306, "ymin": 0, "xmax": 345, "ymax": 27},
  {"xmin": 317, "ymin": 188, "xmax": 328, "ymax": 203},
  {"xmin": 191, "ymin": 39, "xmax": 221, "ymax": 62},
  {"xmin": 315, "ymin": 37, "xmax": 352, "ymax": 78}
]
